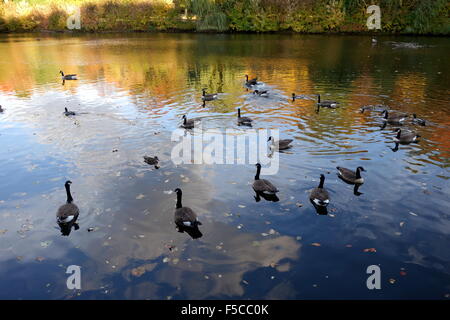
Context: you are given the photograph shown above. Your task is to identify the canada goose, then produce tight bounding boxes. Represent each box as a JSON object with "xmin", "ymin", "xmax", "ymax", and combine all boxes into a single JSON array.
[
  {"xmin": 268, "ymin": 136, "xmax": 293, "ymax": 150},
  {"xmin": 253, "ymin": 90, "xmax": 268, "ymax": 97},
  {"xmin": 393, "ymin": 128, "xmax": 420, "ymax": 144},
  {"xmin": 254, "ymin": 190, "xmax": 279, "ymax": 202},
  {"xmin": 317, "ymin": 94, "xmax": 339, "ymax": 108},
  {"xmin": 143, "ymin": 156, "xmax": 159, "ymax": 169},
  {"xmin": 252, "ymin": 163, "xmax": 279, "ymax": 194},
  {"xmin": 174, "ymin": 188, "xmax": 202, "ymax": 228},
  {"xmin": 360, "ymin": 104, "xmax": 389, "ymax": 113},
  {"xmin": 63, "ymin": 107, "xmax": 76, "ymax": 116},
  {"xmin": 180, "ymin": 115, "xmax": 197, "ymax": 129},
  {"xmin": 245, "ymin": 75, "xmax": 258, "ymax": 86},
  {"xmin": 56, "ymin": 181, "xmax": 79, "ymax": 224},
  {"xmin": 237, "ymin": 108, "xmax": 253, "ymax": 126},
  {"xmin": 60, "ymin": 71, "xmax": 77, "ymax": 80},
  {"xmin": 381, "ymin": 110, "xmax": 407, "ymax": 124},
  {"xmin": 337, "ymin": 166, "xmax": 366, "ymax": 184},
  {"xmin": 201, "ymin": 89, "xmax": 218, "ymax": 101},
  {"xmin": 412, "ymin": 114, "xmax": 426, "ymax": 126},
  {"xmin": 309, "ymin": 174, "xmax": 330, "ymax": 208}
]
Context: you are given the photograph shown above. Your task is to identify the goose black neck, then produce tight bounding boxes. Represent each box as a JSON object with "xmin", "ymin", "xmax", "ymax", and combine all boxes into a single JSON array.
[
  {"xmin": 317, "ymin": 94, "xmax": 321, "ymax": 103},
  {"xmin": 183, "ymin": 117, "xmax": 187, "ymax": 125},
  {"xmin": 65, "ymin": 184, "xmax": 73, "ymax": 204},
  {"xmin": 318, "ymin": 176, "xmax": 325, "ymax": 188},
  {"xmin": 238, "ymin": 109, "xmax": 241, "ymax": 118},
  {"xmin": 202, "ymin": 89, "xmax": 206, "ymax": 97},
  {"xmin": 176, "ymin": 191, "xmax": 182, "ymax": 209},
  {"xmin": 255, "ymin": 166, "xmax": 261, "ymax": 180},
  {"xmin": 356, "ymin": 168, "xmax": 362, "ymax": 179},
  {"xmin": 396, "ymin": 130, "xmax": 401, "ymax": 139}
]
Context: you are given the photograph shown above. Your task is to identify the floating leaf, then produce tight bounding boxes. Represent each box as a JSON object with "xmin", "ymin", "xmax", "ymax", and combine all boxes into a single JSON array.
[
  {"xmin": 363, "ymin": 248, "xmax": 377, "ymax": 253},
  {"xmin": 311, "ymin": 243, "xmax": 321, "ymax": 247}
]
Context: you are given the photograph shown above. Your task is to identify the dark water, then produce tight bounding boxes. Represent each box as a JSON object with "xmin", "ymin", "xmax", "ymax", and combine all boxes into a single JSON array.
[{"xmin": 0, "ymin": 33, "xmax": 449, "ymax": 300}]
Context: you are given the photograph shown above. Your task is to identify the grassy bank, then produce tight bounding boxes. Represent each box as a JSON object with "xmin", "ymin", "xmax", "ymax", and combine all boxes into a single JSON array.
[{"xmin": 0, "ymin": 0, "xmax": 448, "ymax": 34}]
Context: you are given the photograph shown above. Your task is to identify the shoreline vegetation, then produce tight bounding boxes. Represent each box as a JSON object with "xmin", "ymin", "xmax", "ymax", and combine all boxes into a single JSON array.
[{"xmin": 0, "ymin": 0, "xmax": 448, "ymax": 35}]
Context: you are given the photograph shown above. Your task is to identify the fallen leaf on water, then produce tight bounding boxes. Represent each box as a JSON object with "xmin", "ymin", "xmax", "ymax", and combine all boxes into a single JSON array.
[
  {"xmin": 409, "ymin": 211, "xmax": 418, "ymax": 216},
  {"xmin": 35, "ymin": 257, "xmax": 45, "ymax": 262},
  {"xmin": 296, "ymin": 202, "xmax": 303, "ymax": 207},
  {"xmin": 345, "ymin": 244, "xmax": 353, "ymax": 248},
  {"xmin": 0, "ymin": 229, "xmax": 7, "ymax": 235},
  {"xmin": 131, "ymin": 267, "xmax": 146, "ymax": 277},
  {"xmin": 311, "ymin": 243, "xmax": 321, "ymax": 247},
  {"xmin": 400, "ymin": 271, "xmax": 407, "ymax": 276},
  {"xmin": 400, "ymin": 221, "xmax": 405, "ymax": 227},
  {"xmin": 136, "ymin": 194, "xmax": 145, "ymax": 200},
  {"xmin": 238, "ymin": 205, "xmax": 246, "ymax": 208},
  {"xmin": 389, "ymin": 278, "xmax": 396, "ymax": 284}
]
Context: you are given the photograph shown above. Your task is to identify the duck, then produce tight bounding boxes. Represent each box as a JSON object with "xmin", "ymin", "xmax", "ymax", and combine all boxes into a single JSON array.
[
  {"xmin": 180, "ymin": 115, "xmax": 197, "ymax": 129},
  {"xmin": 360, "ymin": 104, "xmax": 389, "ymax": 113},
  {"xmin": 268, "ymin": 136, "xmax": 293, "ymax": 150},
  {"xmin": 291, "ymin": 93, "xmax": 312, "ymax": 102},
  {"xmin": 317, "ymin": 94, "xmax": 339, "ymax": 108},
  {"xmin": 252, "ymin": 163, "xmax": 279, "ymax": 194},
  {"xmin": 393, "ymin": 128, "xmax": 420, "ymax": 144},
  {"xmin": 56, "ymin": 180, "xmax": 80, "ymax": 224},
  {"xmin": 309, "ymin": 174, "xmax": 330, "ymax": 208},
  {"xmin": 63, "ymin": 107, "xmax": 76, "ymax": 116},
  {"xmin": 60, "ymin": 71, "xmax": 77, "ymax": 80},
  {"xmin": 201, "ymin": 89, "xmax": 218, "ymax": 101},
  {"xmin": 143, "ymin": 156, "xmax": 159, "ymax": 169},
  {"xmin": 381, "ymin": 110, "xmax": 407, "ymax": 124},
  {"xmin": 412, "ymin": 114, "xmax": 426, "ymax": 126},
  {"xmin": 253, "ymin": 89, "xmax": 269, "ymax": 97},
  {"xmin": 245, "ymin": 75, "xmax": 258, "ymax": 86},
  {"xmin": 337, "ymin": 166, "xmax": 366, "ymax": 184},
  {"xmin": 173, "ymin": 188, "xmax": 202, "ymax": 228},
  {"xmin": 237, "ymin": 108, "xmax": 253, "ymax": 126}
]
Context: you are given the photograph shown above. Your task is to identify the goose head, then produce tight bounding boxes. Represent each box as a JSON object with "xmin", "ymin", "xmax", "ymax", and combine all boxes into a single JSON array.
[
  {"xmin": 245, "ymin": 75, "xmax": 249, "ymax": 81},
  {"xmin": 267, "ymin": 136, "xmax": 273, "ymax": 142},
  {"xmin": 65, "ymin": 180, "xmax": 72, "ymax": 186},
  {"xmin": 59, "ymin": 71, "xmax": 64, "ymax": 76},
  {"xmin": 255, "ymin": 163, "xmax": 261, "ymax": 169},
  {"xmin": 174, "ymin": 188, "xmax": 182, "ymax": 195},
  {"xmin": 357, "ymin": 166, "xmax": 366, "ymax": 172}
]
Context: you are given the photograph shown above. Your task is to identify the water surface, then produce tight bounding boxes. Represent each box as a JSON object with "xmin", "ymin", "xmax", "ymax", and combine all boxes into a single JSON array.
[{"xmin": 0, "ymin": 33, "xmax": 449, "ymax": 299}]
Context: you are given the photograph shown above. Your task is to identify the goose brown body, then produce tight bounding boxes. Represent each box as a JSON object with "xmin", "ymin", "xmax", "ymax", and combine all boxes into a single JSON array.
[
  {"xmin": 56, "ymin": 181, "xmax": 79, "ymax": 223},
  {"xmin": 394, "ymin": 129, "xmax": 420, "ymax": 144},
  {"xmin": 174, "ymin": 188, "xmax": 201, "ymax": 228},
  {"xmin": 252, "ymin": 163, "xmax": 279, "ymax": 194},
  {"xmin": 268, "ymin": 136, "xmax": 293, "ymax": 150},
  {"xmin": 237, "ymin": 108, "xmax": 253, "ymax": 125},
  {"xmin": 309, "ymin": 174, "xmax": 330, "ymax": 207},
  {"xmin": 337, "ymin": 166, "xmax": 365, "ymax": 184}
]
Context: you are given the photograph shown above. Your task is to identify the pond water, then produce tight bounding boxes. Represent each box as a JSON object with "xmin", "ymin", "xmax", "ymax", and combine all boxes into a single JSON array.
[{"xmin": 0, "ymin": 33, "xmax": 449, "ymax": 299}]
